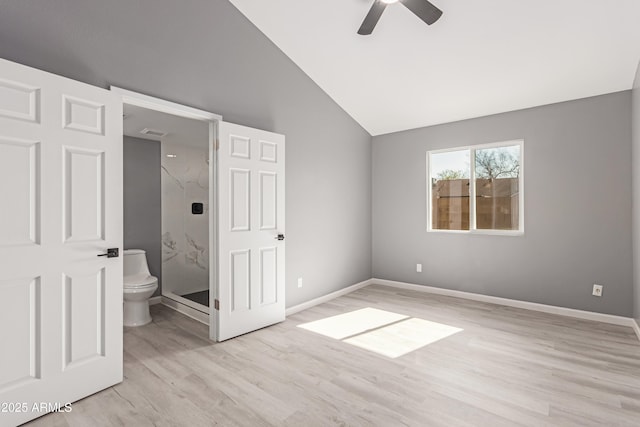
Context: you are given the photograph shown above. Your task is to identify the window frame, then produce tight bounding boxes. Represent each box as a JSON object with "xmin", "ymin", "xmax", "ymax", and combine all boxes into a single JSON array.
[{"xmin": 426, "ymin": 139, "xmax": 524, "ymax": 236}]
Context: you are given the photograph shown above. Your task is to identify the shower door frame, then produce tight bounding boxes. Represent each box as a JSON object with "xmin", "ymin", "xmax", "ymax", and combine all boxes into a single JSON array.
[{"xmin": 111, "ymin": 86, "xmax": 221, "ymax": 341}]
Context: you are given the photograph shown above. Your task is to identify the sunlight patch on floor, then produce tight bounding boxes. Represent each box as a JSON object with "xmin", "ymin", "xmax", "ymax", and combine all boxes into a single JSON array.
[
  {"xmin": 298, "ymin": 307, "xmax": 463, "ymax": 358},
  {"xmin": 344, "ymin": 317, "xmax": 463, "ymax": 358},
  {"xmin": 297, "ymin": 307, "xmax": 408, "ymax": 339}
]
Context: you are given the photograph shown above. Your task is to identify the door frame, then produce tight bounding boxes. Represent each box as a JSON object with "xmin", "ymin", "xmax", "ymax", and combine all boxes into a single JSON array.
[{"xmin": 110, "ymin": 86, "xmax": 221, "ymax": 341}]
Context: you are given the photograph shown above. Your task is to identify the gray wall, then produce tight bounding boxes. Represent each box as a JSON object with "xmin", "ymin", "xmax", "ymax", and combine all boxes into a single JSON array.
[
  {"xmin": 633, "ymin": 62, "xmax": 640, "ymax": 321},
  {"xmin": 123, "ymin": 137, "xmax": 162, "ymax": 297},
  {"xmin": 373, "ymin": 92, "xmax": 633, "ymax": 317},
  {"xmin": 0, "ymin": 0, "xmax": 372, "ymax": 308}
]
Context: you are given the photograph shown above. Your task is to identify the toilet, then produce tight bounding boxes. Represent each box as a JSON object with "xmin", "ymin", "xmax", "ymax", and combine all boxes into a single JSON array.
[{"xmin": 123, "ymin": 249, "xmax": 158, "ymax": 327}]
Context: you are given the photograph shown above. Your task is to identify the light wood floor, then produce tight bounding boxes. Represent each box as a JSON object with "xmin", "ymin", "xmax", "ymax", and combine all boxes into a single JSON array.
[{"xmin": 27, "ymin": 284, "xmax": 640, "ymax": 426}]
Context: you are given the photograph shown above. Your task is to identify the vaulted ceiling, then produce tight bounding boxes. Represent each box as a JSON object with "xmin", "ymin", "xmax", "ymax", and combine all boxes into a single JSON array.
[{"xmin": 229, "ymin": 0, "xmax": 640, "ymax": 135}]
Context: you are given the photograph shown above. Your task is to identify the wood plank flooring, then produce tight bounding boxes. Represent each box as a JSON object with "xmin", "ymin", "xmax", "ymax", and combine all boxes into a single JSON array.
[{"xmin": 26, "ymin": 284, "xmax": 640, "ymax": 426}]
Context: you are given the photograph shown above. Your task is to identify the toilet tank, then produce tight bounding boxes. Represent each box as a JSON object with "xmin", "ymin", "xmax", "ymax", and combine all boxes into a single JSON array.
[{"xmin": 123, "ymin": 249, "xmax": 151, "ymax": 277}]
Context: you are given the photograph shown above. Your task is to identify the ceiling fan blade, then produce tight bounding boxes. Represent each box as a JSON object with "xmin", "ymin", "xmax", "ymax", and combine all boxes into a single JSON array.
[
  {"xmin": 401, "ymin": 0, "xmax": 443, "ymax": 25},
  {"xmin": 358, "ymin": 1, "xmax": 388, "ymax": 35}
]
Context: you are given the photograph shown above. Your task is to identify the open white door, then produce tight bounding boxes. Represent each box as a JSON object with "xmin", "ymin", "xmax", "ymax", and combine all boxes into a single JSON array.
[
  {"xmin": 0, "ymin": 58, "xmax": 123, "ymax": 426},
  {"xmin": 216, "ymin": 122, "xmax": 285, "ymax": 341}
]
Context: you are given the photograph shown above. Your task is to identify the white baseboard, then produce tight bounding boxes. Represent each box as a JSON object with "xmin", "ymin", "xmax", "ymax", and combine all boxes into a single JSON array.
[
  {"xmin": 151, "ymin": 275, "xmax": 638, "ymax": 341},
  {"xmin": 285, "ymin": 279, "xmax": 373, "ymax": 317},
  {"xmin": 161, "ymin": 296, "xmax": 209, "ymax": 325},
  {"xmin": 372, "ymin": 278, "xmax": 635, "ymax": 328},
  {"xmin": 284, "ymin": 277, "xmax": 637, "ymax": 336},
  {"xmin": 632, "ymin": 319, "xmax": 640, "ymax": 341}
]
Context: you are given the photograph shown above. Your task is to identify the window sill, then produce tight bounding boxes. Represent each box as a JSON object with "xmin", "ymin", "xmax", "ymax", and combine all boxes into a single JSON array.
[{"xmin": 427, "ymin": 229, "xmax": 524, "ymax": 237}]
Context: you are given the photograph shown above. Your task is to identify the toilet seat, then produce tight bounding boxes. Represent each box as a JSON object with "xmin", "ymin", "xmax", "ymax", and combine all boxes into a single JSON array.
[{"xmin": 124, "ymin": 275, "xmax": 158, "ymax": 289}]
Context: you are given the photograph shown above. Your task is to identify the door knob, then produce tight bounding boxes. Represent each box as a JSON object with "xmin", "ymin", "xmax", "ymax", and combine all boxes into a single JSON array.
[
  {"xmin": 98, "ymin": 248, "xmax": 119, "ymax": 258},
  {"xmin": 275, "ymin": 234, "xmax": 285, "ymax": 241}
]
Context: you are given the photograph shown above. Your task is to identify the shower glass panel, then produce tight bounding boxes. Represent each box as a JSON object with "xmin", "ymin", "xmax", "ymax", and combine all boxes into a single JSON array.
[{"xmin": 161, "ymin": 137, "xmax": 210, "ymax": 309}]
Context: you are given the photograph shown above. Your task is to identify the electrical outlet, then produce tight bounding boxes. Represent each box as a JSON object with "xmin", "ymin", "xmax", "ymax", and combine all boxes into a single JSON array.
[
  {"xmin": 416, "ymin": 263, "xmax": 422, "ymax": 273},
  {"xmin": 592, "ymin": 284, "xmax": 603, "ymax": 297},
  {"xmin": 297, "ymin": 277, "xmax": 303, "ymax": 288}
]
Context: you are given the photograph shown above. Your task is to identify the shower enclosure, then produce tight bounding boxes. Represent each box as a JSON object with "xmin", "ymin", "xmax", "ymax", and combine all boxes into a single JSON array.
[{"xmin": 161, "ymin": 136, "xmax": 210, "ymax": 312}]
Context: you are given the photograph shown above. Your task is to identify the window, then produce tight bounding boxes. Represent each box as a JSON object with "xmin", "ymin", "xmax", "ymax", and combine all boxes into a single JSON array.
[{"xmin": 427, "ymin": 140, "xmax": 523, "ymax": 234}]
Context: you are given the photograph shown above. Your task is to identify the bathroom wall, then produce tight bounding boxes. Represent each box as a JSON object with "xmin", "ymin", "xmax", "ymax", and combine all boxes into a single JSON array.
[
  {"xmin": 161, "ymin": 136, "xmax": 210, "ymax": 300},
  {"xmin": 123, "ymin": 136, "xmax": 162, "ymax": 296}
]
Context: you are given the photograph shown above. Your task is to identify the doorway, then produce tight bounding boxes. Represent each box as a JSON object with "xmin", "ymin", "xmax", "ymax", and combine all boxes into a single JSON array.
[
  {"xmin": 114, "ymin": 87, "xmax": 220, "ymax": 334},
  {"xmin": 114, "ymin": 87, "xmax": 287, "ymax": 342}
]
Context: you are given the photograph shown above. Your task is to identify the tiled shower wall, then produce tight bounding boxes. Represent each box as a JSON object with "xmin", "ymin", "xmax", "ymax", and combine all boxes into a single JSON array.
[{"xmin": 161, "ymin": 139, "xmax": 209, "ymax": 299}]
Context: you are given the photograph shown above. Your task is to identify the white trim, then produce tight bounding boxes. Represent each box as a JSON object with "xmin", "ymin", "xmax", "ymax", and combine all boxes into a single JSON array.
[
  {"xmin": 470, "ymin": 146, "xmax": 477, "ymax": 230},
  {"xmin": 162, "ymin": 291, "xmax": 210, "ymax": 315},
  {"xmin": 209, "ymin": 119, "xmax": 219, "ymax": 342},
  {"xmin": 255, "ymin": 276, "xmax": 637, "ymax": 337},
  {"xmin": 372, "ymin": 278, "xmax": 635, "ymax": 327},
  {"xmin": 148, "ymin": 296, "xmax": 162, "ymax": 306},
  {"xmin": 110, "ymin": 86, "xmax": 222, "ymax": 122},
  {"xmin": 425, "ymin": 229, "xmax": 525, "ymax": 236},
  {"xmin": 285, "ymin": 279, "xmax": 373, "ymax": 317},
  {"xmin": 161, "ymin": 296, "xmax": 209, "ymax": 325},
  {"xmin": 427, "ymin": 139, "xmax": 524, "ymax": 155},
  {"xmin": 517, "ymin": 139, "xmax": 525, "ymax": 232},
  {"xmin": 632, "ymin": 319, "xmax": 640, "ymax": 341}
]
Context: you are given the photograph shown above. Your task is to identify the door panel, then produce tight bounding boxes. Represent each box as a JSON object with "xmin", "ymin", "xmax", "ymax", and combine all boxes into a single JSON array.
[
  {"xmin": 0, "ymin": 78, "xmax": 40, "ymax": 122},
  {"xmin": 230, "ymin": 168, "xmax": 250, "ymax": 231},
  {"xmin": 0, "ymin": 137, "xmax": 40, "ymax": 246},
  {"xmin": 231, "ymin": 249, "xmax": 251, "ymax": 312},
  {"xmin": 62, "ymin": 95, "xmax": 105, "ymax": 135},
  {"xmin": 62, "ymin": 270, "xmax": 106, "ymax": 368},
  {"xmin": 259, "ymin": 172, "xmax": 277, "ymax": 230},
  {"xmin": 63, "ymin": 147, "xmax": 106, "ymax": 242},
  {"xmin": 0, "ymin": 58, "xmax": 122, "ymax": 427},
  {"xmin": 0, "ymin": 277, "xmax": 41, "ymax": 390},
  {"xmin": 259, "ymin": 247, "xmax": 277, "ymax": 305},
  {"xmin": 217, "ymin": 122, "xmax": 285, "ymax": 341}
]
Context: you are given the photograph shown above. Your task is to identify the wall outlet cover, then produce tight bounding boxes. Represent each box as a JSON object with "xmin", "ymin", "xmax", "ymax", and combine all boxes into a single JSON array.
[
  {"xmin": 416, "ymin": 263, "xmax": 422, "ymax": 273},
  {"xmin": 592, "ymin": 284, "xmax": 603, "ymax": 297}
]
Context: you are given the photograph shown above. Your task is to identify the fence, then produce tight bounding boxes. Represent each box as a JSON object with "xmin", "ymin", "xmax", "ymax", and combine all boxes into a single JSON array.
[{"xmin": 431, "ymin": 178, "xmax": 519, "ymax": 230}]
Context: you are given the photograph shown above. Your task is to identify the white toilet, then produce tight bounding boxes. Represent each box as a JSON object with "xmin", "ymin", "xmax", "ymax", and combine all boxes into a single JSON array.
[{"xmin": 123, "ymin": 249, "xmax": 158, "ymax": 327}]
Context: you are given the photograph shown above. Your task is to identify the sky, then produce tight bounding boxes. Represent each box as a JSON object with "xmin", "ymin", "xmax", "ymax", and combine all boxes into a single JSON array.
[
  {"xmin": 429, "ymin": 145, "xmax": 520, "ymax": 179},
  {"xmin": 429, "ymin": 149, "xmax": 470, "ymax": 178}
]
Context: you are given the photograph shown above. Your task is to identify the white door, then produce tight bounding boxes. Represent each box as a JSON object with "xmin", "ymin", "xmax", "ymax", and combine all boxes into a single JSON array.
[
  {"xmin": 0, "ymin": 58, "xmax": 123, "ymax": 426},
  {"xmin": 216, "ymin": 122, "xmax": 285, "ymax": 341}
]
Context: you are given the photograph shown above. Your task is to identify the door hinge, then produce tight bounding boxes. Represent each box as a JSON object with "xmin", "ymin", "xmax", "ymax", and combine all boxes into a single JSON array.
[
  {"xmin": 215, "ymin": 139, "xmax": 219, "ymax": 151},
  {"xmin": 214, "ymin": 299, "xmax": 220, "ymax": 310}
]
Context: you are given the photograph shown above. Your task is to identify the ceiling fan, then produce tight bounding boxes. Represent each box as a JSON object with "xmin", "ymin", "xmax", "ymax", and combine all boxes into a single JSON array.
[{"xmin": 358, "ymin": 0, "xmax": 443, "ymax": 35}]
